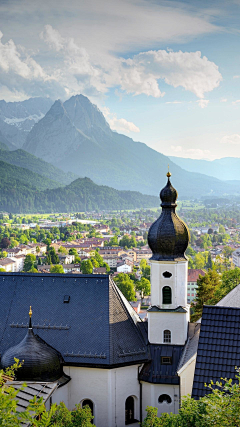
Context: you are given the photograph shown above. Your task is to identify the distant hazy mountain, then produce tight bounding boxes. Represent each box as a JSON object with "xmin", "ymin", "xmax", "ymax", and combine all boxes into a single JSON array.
[
  {"xmin": 169, "ymin": 156, "xmax": 240, "ymax": 181},
  {"xmin": 0, "ymin": 97, "xmax": 53, "ymax": 149},
  {"xmin": 0, "ymin": 131, "xmax": 11, "ymax": 150},
  {"xmin": 23, "ymin": 94, "xmax": 240, "ymax": 199},
  {"xmin": 0, "ymin": 175, "xmax": 159, "ymax": 214},
  {"xmin": 0, "ymin": 149, "xmax": 78, "ymax": 186}
]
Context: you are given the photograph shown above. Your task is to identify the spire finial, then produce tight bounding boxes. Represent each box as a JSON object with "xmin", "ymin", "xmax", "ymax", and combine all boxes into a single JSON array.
[
  {"xmin": 166, "ymin": 164, "xmax": 171, "ymax": 178},
  {"xmin": 29, "ymin": 306, "xmax": 32, "ymax": 329}
]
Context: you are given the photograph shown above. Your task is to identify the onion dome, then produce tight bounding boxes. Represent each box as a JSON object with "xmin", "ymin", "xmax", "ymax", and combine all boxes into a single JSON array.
[
  {"xmin": 1, "ymin": 307, "xmax": 63, "ymax": 382},
  {"xmin": 148, "ymin": 171, "xmax": 190, "ymax": 261}
]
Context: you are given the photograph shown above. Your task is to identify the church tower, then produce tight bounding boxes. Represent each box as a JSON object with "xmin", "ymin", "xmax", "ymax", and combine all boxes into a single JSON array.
[{"xmin": 147, "ymin": 171, "xmax": 190, "ymax": 346}]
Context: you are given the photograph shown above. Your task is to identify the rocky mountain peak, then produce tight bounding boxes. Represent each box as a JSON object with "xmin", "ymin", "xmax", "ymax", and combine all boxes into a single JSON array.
[{"xmin": 63, "ymin": 94, "xmax": 110, "ymax": 135}]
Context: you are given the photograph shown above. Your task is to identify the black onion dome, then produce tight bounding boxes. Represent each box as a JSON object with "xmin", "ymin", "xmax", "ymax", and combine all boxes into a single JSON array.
[
  {"xmin": 1, "ymin": 327, "xmax": 63, "ymax": 382},
  {"xmin": 148, "ymin": 173, "xmax": 190, "ymax": 261}
]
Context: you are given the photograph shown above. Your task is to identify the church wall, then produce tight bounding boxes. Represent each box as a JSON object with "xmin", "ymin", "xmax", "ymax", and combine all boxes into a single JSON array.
[
  {"xmin": 52, "ymin": 364, "xmax": 141, "ymax": 427},
  {"xmin": 148, "ymin": 311, "xmax": 188, "ymax": 345},
  {"xmin": 141, "ymin": 381, "xmax": 180, "ymax": 418},
  {"xmin": 150, "ymin": 261, "xmax": 188, "ymax": 308},
  {"xmin": 178, "ymin": 355, "xmax": 196, "ymax": 400}
]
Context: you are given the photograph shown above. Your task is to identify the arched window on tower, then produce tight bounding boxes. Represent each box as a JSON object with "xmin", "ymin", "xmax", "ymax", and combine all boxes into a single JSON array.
[
  {"xmin": 162, "ymin": 286, "xmax": 172, "ymax": 304},
  {"xmin": 82, "ymin": 399, "xmax": 94, "ymax": 424},
  {"xmin": 163, "ymin": 329, "xmax": 171, "ymax": 343},
  {"xmin": 125, "ymin": 396, "xmax": 134, "ymax": 425}
]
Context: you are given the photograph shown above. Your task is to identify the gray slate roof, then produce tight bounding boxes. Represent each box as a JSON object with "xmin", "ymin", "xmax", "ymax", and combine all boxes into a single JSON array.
[
  {"xmin": 139, "ymin": 344, "xmax": 184, "ymax": 384},
  {"xmin": 216, "ymin": 283, "xmax": 240, "ymax": 308},
  {"xmin": 177, "ymin": 323, "xmax": 200, "ymax": 371},
  {"xmin": 0, "ymin": 273, "xmax": 148, "ymax": 368},
  {"xmin": 192, "ymin": 305, "xmax": 240, "ymax": 399}
]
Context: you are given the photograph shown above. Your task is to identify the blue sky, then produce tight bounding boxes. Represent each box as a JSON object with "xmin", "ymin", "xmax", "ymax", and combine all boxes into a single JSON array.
[{"xmin": 1, "ymin": 0, "xmax": 240, "ymax": 160}]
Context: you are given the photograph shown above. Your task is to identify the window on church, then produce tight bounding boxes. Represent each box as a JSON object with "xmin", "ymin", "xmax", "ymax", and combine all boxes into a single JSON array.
[
  {"xmin": 162, "ymin": 271, "xmax": 172, "ymax": 278},
  {"xmin": 125, "ymin": 396, "xmax": 135, "ymax": 425},
  {"xmin": 82, "ymin": 399, "xmax": 94, "ymax": 423},
  {"xmin": 163, "ymin": 330, "xmax": 171, "ymax": 343},
  {"xmin": 162, "ymin": 286, "xmax": 172, "ymax": 304},
  {"xmin": 161, "ymin": 356, "xmax": 172, "ymax": 365},
  {"xmin": 158, "ymin": 394, "xmax": 172, "ymax": 404}
]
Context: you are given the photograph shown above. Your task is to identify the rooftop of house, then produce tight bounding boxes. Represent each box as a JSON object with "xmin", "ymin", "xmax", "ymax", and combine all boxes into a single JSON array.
[
  {"xmin": 188, "ymin": 269, "xmax": 206, "ymax": 282},
  {"xmin": 192, "ymin": 305, "xmax": 240, "ymax": 399},
  {"xmin": 0, "ymin": 272, "xmax": 148, "ymax": 368}
]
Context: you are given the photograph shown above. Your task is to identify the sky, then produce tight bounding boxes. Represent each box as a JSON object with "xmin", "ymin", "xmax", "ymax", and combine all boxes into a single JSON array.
[{"xmin": 1, "ymin": 0, "xmax": 240, "ymax": 160}]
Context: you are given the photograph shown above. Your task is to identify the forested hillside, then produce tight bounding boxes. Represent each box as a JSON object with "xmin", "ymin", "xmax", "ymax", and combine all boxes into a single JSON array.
[
  {"xmin": 0, "ymin": 160, "xmax": 61, "ymax": 191},
  {"xmin": 0, "ymin": 177, "xmax": 159, "ymax": 213},
  {"xmin": 0, "ymin": 149, "xmax": 78, "ymax": 185}
]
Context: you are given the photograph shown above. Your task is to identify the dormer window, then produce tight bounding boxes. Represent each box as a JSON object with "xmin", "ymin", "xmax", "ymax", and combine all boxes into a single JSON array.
[
  {"xmin": 161, "ymin": 356, "xmax": 172, "ymax": 365},
  {"xmin": 162, "ymin": 286, "xmax": 172, "ymax": 304}
]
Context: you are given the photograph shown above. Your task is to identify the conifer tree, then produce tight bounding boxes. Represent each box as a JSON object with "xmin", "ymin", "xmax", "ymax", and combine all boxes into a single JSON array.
[{"xmin": 191, "ymin": 270, "xmax": 220, "ymax": 322}]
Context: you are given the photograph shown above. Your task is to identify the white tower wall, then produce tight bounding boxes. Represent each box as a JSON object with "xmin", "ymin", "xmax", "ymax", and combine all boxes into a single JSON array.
[
  {"xmin": 150, "ymin": 260, "xmax": 188, "ymax": 308},
  {"xmin": 148, "ymin": 259, "xmax": 189, "ymax": 346}
]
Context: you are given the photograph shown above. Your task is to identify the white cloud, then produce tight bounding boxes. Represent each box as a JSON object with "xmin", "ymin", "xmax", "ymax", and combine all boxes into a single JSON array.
[
  {"xmin": 102, "ymin": 107, "xmax": 140, "ymax": 134},
  {"xmin": 166, "ymin": 101, "xmax": 183, "ymax": 104},
  {"xmin": 117, "ymin": 50, "xmax": 221, "ymax": 99},
  {"xmin": 0, "ymin": 25, "xmax": 222, "ymax": 102},
  {"xmin": 197, "ymin": 99, "xmax": 209, "ymax": 108},
  {"xmin": 40, "ymin": 25, "xmax": 64, "ymax": 52},
  {"xmin": 0, "ymin": 30, "xmax": 46, "ymax": 80},
  {"xmin": 233, "ymin": 75, "xmax": 240, "ymax": 79},
  {"xmin": 220, "ymin": 98, "xmax": 227, "ymax": 102},
  {"xmin": 170, "ymin": 145, "xmax": 210, "ymax": 158},
  {"xmin": 232, "ymin": 100, "xmax": 240, "ymax": 105},
  {"xmin": 221, "ymin": 134, "xmax": 240, "ymax": 144},
  {"xmin": 171, "ymin": 145, "xmax": 183, "ymax": 152}
]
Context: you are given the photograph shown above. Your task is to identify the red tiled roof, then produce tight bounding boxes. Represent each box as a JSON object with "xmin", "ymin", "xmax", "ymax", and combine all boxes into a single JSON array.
[{"xmin": 188, "ymin": 269, "xmax": 206, "ymax": 282}]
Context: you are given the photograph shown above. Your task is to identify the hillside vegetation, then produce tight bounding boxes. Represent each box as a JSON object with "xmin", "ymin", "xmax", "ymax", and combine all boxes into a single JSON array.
[
  {"xmin": 0, "ymin": 149, "xmax": 78, "ymax": 185},
  {"xmin": 0, "ymin": 176, "xmax": 159, "ymax": 213},
  {"xmin": 0, "ymin": 160, "xmax": 61, "ymax": 191}
]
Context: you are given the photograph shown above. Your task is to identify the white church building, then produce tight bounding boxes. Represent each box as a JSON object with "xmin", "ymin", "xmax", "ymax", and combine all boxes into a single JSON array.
[{"xmin": 0, "ymin": 172, "xmax": 197, "ymax": 427}]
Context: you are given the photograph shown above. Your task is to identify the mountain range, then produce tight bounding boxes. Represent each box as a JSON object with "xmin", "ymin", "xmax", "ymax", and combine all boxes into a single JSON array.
[
  {"xmin": 169, "ymin": 156, "xmax": 240, "ymax": 182},
  {"xmin": 0, "ymin": 94, "xmax": 240, "ymax": 206}
]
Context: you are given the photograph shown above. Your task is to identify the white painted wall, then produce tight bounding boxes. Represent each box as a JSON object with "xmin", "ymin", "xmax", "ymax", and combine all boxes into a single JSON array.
[
  {"xmin": 178, "ymin": 355, "xmax": 196, "ymax": 400},
  {"xmin": 141, "ymin": 382, "xmax": 180, "ymax": 419},
  {"xmin": 150, "ymin": 260, "xmax": 188, "ymax": 308},
  {"xmin": 52, "ymin": 364, "xmax": 142, "ymax": 427},
  {"xmin": 148, "ymin": 311, "xmax": 189, "ymax": 345}
]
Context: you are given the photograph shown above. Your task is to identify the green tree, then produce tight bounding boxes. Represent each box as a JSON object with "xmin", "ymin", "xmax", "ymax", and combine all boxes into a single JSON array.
[
  {"xmin": 58, "ymin": 246, "xmax": 68, "ymax": 255},
  {"xmin": 23, "ymin": 254, "xmax": 36, "ymax": 272},
  {"xmin": 194, "ymin": 253, "xmax": 205, "ymax": 269},
  {"xmin": 219, "ymin": 224, "xmax": 225, "ymax": 233},
  {"xmin": 206, "ymin": 252, "xmax": 212, "ymax": 269},
  {"xmin": 48, "ymin": 247, "xmax": 59, "ymax": 265},
  {"xmin": 81, "ymin": 259, "xmax": 93, "ymax": 274},
  {"xmin": 0, "ymin": 251, "xmax": 7, "ymax": 258},
  {"xmin": 50, "ymin": 265, "xmax": 65, "ymax": 274},
  {"xmin": 216, "ymin": 268, "xmax": 240, "ymax": 300},
  {"xmin": 191, "ymin": 270, "xmax": 221, "ymax": 322},
  {"xmin": 136, "ymin": 277, "xmax": 151, "ymax": 302},
  {"xmin": 69, "ymin": 248, "xmax": 78, "ymax": 256},
  {"xmin": 114, "ymin": 273, "xmax": 136, "ymax": 301},
  {"xmin": 108, "ymin": 235, "xmax": 119, "ymax": 246}
]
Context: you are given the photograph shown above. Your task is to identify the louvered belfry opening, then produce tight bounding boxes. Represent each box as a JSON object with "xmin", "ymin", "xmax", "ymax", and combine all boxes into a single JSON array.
[{"xmin": 162, "ymin": 286, "xmax": 172, "ymax": 304}]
